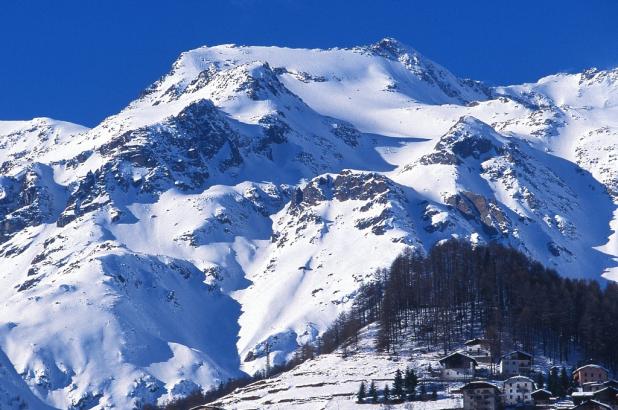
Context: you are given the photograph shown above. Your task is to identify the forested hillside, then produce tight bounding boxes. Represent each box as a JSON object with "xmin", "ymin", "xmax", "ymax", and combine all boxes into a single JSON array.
[{"xmin": 323, "ymin": 240, "xmax": 618, "ymax": 371}]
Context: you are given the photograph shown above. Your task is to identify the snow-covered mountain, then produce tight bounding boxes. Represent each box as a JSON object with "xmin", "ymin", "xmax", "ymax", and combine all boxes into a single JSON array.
[{"xmin": 0, "ymin": 38, "xmax": 616, "ymax": 408}]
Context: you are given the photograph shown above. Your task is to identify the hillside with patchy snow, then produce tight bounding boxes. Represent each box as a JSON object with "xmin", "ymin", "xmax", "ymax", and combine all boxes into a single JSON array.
[{"xmin": 0, "ymin": 38, "xmax": 616, "ymax": 408}]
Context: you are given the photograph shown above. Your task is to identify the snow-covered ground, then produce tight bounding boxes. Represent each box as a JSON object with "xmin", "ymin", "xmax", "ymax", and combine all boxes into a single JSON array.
[
  {"xmin": 203, "ymin": 324, "xmax": 463, "ymax": 410},
  {"xmin": 203, "ymin": 323, "xmax": 574, "ymax": 410},
  {"xmin": 0, "ymin": 38, "xmax": 616, "ymax": 407}
]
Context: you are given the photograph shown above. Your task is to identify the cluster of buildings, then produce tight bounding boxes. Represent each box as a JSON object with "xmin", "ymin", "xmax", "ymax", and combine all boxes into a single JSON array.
[
  {"xmin": 436, "ymin": 339, "xmax": 616, "ymax": 410},
  {"xmin": 571, "ymin": 366, "xmax": 618, "ymax": 410}
]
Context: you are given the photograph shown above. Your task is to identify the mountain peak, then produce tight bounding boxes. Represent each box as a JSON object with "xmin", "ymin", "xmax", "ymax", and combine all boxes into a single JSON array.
[
  {"xmin": 368, "ymin": 37, "xmax": 415, "ymax": 55},
  {"xmin": 363, "ymin": 37, "xmax": 426, "ymax": 64}
]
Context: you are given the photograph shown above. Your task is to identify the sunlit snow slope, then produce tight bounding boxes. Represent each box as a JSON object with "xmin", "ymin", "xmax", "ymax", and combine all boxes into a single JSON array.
[{"xmin": 0, "ymin": 39, "xmax": 616, "ymax": 408}]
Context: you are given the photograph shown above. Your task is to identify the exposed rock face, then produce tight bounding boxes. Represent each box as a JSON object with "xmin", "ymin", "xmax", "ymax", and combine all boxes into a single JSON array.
[
  {"xmin": 445, "ymin": 191, "xmax": 509, "ymax": 236},
  {"xmin": 574, "ymin": 127, "xmax": 618, "ymax": 199},
  {"xmin": 0, "ymin": 164, "xmax": 67, "ymax": 242},
  {"xmin": 366, "ymin": 38, "xmax": 493, "ymax": 103},
  {"xmin": 418, "ymin": 116, "xmax": 501, "ymax": 166},
  {"xmin": 284, "ymin": 171, "xmax": 412, "ymax": 241}
]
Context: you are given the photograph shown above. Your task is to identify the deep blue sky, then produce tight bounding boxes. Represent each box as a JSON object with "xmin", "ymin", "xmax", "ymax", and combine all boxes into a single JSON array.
[{"xmin": 1, "ymin": 0, "xmax": 617, "ymax": 127}]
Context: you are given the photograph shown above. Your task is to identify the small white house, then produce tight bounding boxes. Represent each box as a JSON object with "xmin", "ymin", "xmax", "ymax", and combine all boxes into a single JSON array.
[
  {"xmin": 503, "ymin": 375, "xmax": 535, "ymax": 407},
  {"xmin": 439, "ymin": 352, "xmax": 478, "ymax": 380},
  {"xmin": 499, "ymin": 351, "xmax": 533, "ymax": 376},
  {"xmin": 461, "ymin": 381, "xmax": 501, "ymax": 410},
  {"xmin": 464, "ymin": 337, "xmax": 489, "ymax": 356},
  {"xmin": 464, "ymin": 338, "xmax": 491, "ymax": 360}
]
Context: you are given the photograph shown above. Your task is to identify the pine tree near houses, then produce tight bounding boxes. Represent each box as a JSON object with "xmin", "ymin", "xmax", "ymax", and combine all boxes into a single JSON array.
[
  {"xmin": 357, "ymin": 381, "xmax": 366, "ymax": 403},
  {"xmin": 548, "ymin": 367, "xmax": 562, "ymax": 397},
  {"xmin": 369, "ymin": 380, "xmax": 378, "ymax": 403},
  {"xmin": 393, "ymin": 369, "xmax": 404, "ymax": 400},
  {"xmin": 404, "ymin": 367, "xmax": 418, "ymax": 400},
  {"xmin": 559, "ymin": 367, "xmax": 570, "ymax": 395},
  {"xmin": 536, "ymin": 372, "xmax": 545, "ymax": 389},
  {"xmin": 383, "ymin": 383, "xmax": 391, "ymax": 403}
]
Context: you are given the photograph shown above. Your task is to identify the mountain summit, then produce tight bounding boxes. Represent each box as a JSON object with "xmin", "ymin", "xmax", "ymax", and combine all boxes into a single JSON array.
[{"xmin": 0, "ymin": 39, "xmax": 616, "ymax": 408}]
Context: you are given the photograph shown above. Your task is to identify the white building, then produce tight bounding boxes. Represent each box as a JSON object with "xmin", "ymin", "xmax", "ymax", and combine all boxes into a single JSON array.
[
  {"xmin": 464, "ymin": 338, "xmax": 491, "ymax": 360},
  {"xmin": 503, "ymin": 375, "xmax": 535, "ymax": 407},
  {"xmin": 499, "ymin": 351, "xmax": 533, "ymax": 376},
  {"xmin": 461, "ymin": 381, "xmax": 501, "ymax": 410},
  {"xmin": 439, "ymin": 352, "xmax": 478, "ymax": 380}
]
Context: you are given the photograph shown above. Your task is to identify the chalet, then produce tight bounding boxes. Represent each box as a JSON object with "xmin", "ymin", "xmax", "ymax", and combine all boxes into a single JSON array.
[
  {"xmin": 584, "ymin": 380, "xmax": 618, "ymax": 393},
  {"xmin": 531, "ymin": 389, "xmax": 553, "ymax": 406},
  {"xmin": 464, "ymin": 338, "xmax": 491, "ymax": 360},
  {"xmin": 503, "ymin": 375, "xmax": 536, "ymax": 407},
  {"xmin": 574, "ymin": 365, "xmax": 610, "ymax": 387},
  {"xmin": 499, "ymin": 351, "xmax": 533, "ymax": 376},
  {"xmin": 573, "ymin": 387, "xmax": 618, "ymax": 409},
  {"xmin": 439, "ymin": 352, "xmax": 478, "ymax": 380},
  {"xmin": 573, "ymin": 392, "xmax": 596, "ymax": 405},
  {"xmin": 591, "ymin": 387, "xmax": 618, "ymax": 409},
  {"xmin": 461, "ymin": 381, "xmax": 502, "ymax": 410},
  {"xmin": 570, "ymin": 400, "xmax": 613, "ymax": 410}
]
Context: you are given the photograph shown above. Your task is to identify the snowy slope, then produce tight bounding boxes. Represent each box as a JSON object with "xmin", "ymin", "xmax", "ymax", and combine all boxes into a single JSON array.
[
  {"xmin": 0, "ymin": 344, "xmax": 53, "ymax": 410},
  {"xmin": 204, "ymin": 324, "xmax": 442, "ymax": 410},
  {"xmin": 205, "ymin": 323, "xmax": 577, "ymax": 410},
  {"xmin": 0, "ymin": 39, "xmax": 616, "ymax": 408}
]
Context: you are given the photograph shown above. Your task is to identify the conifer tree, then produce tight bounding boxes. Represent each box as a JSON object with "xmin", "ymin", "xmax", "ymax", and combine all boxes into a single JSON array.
[
  {"xmin": 404, "ymin": 367, "xmax": 418, "ymax": 399},
  {"xmin": 369, "ymin": 380, "xmax": 378, "ymax": 403},
  {"xmin": 393, "ymin": 369, "xmax": 404, "ymax": 399},
  {"xmin": 536, "ymin": 372, "xmax": 544, "ymax": 389},
  {"xmin": 559, "ymin": 367, "xmax": 570, "ymax": 396},
  {"xmin": 383, "ymin": 383, "xmax": 391, "ymax": 403},
  {"xmin": 548, "ymin": 368, "xmax": 560, "ymax": 396},
  {"xmin": 357, "ymin": 381, "xmax": 366, "ymax": 403}
]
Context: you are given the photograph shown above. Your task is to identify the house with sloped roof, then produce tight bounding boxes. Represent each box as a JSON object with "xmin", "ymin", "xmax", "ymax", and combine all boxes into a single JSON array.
[
  {"xmin": 498, "ymin": 350, "xmax": 533, "ymax": 376},
  {"xmin": 461, "ymin": 381, "xmax": 501, "ymax": 410},
  {"xmin": 531, "ymin": 388, "xmax": 553, "ymax": 406},
  {"xmin": 584, "ymin": 380, "xmax": 618, "ymax": 393},
  {"xmin": 571, "ymin": 400, "xmax": 613, "ymax": 410},
  {"xmin": 574, "ymin": 365, "xmax": 610, "ymax": 387},
  {"xmin": 591, "ymin": 387, "xmax": 618, "ymax": 409},
  {"xmin": 573, "ymin": 386, "xmax": 618, "ymax": 409},
  {"xmin": 464, "ymin": 338, "xmax": 491, "ymax": 361},
  {"xmin": 503, "ymin": 375, "xmax": 536, "ymax": 406},
  {"xmin": 439, "ymin": 351, "xmax": 478, "ymax": 380}
]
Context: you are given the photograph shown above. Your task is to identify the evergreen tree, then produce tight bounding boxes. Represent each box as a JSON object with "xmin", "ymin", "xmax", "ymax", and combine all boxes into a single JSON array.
[
  {"xmin": 369, "ymin": 380, "xmax": 378, "ymax": 403},
  {"xmin": 536, "ymin": 372, "xmax": 545, "ymax": 389},
  {"xmin": 383, "ymin": 384, "xmax": 391, "ymax": 403},
  {"xmin": 431, "ymin": 384, "xmax": 438, "ymax": 400},
  {"xmin": 404, "ymin": 367, "xmax": 418, "ymax": 394},
  {"xmin": 420, "ymin": 383, "xmax": 426, "ymax": 400},
  {"xmin": 393, "ymin": 369, "xmax": 404, "ymax": 399},
  {"xmin": 560, "ymin": 367, "xmax": 570, "ymax": 396},
  {"xmin": 548, "ymin": 367, "xmax": 560, "ymax": 396},
  {"xmin": 357, "ymin": 381, "xmax": 366, "ymax": 403}
]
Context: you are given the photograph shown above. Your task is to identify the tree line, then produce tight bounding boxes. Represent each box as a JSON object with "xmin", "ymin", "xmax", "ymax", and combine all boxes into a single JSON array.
[
  {"xmin": 322, "ymin": 240, "xmax": 618, "ymax": 372},
  {"xmin": 356, "ymin": 367, "xmax": 440, "ymax": 404}
]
